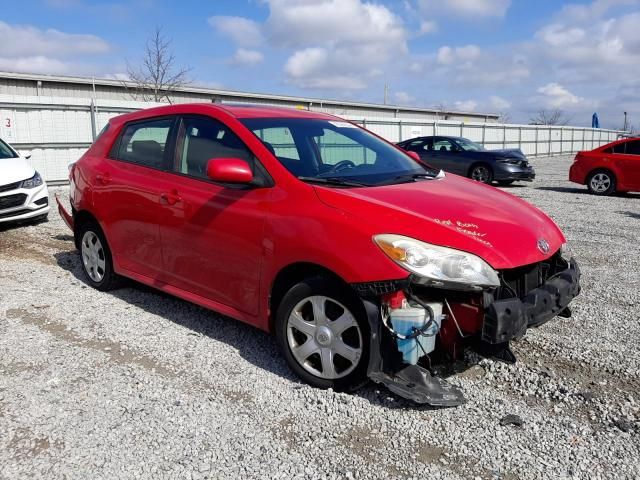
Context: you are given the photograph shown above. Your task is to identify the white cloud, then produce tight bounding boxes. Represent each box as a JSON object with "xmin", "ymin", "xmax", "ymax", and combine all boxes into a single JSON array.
[
  {"xmin": 419, "ymin": 0, "xmax": 511, "ymax": 18},
  {"xmin": 489, "ymin": 95, "xmax": 511, "ymax": 111},
  {"xmin": 453, "ymin": 100, "xmax": 478, "ymax": 111},
  {"xmin": 266, "ymin": 0, "xmax": 406, "ymax": 48},
  {"xmin": 230, "ymin": 48, "xmax": 264, "ymax": 66},
  {"xmin": 537, "ymin": 83, "xmax": 582, "ymax": 108},
  {"xmin": 437, "ymin": 45, "xmax": 481, "ymax": 65},
  {"xmin": 266, "ymin": 0, "xmax": 407, "ymax": 90},
  {"xmin": 208, "ymin": 16, "xmax": 263, "ymax": 47},
  {"xmin": 394, "ymin": 91, "xmax": 414, "ymax": 104},
  {"xmin": 0, "ymin": 56, "xmax": 72, "ymax": 74},
  {"xmin": 556, "ymin": 0, "xmax": 639, "ymax": 23},
  {"xmin": 0, "ymin": 21, "xmax": 110, "ymax": 58},
  {"xmin": 418, "ymin": 20, "xmax": 438, "ymax": 35}
]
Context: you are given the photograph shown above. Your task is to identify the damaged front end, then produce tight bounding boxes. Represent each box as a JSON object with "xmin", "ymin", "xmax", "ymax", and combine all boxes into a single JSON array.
[{"xmin": 352, "ymin": 250, "xmax": 581, "ymax": 407}]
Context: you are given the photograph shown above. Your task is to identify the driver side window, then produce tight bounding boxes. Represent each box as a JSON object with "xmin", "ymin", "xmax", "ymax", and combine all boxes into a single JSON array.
[
  {"xmin": 433, "ymin": 138, "xmax": 456, "ymax": 152},
  {"xmin": 314, "ymin": 128, "xmax": 376, "ymax": 166},
  {"xmin": 175, "ymin": 116, "xmax": 254, "ymax": 180}
]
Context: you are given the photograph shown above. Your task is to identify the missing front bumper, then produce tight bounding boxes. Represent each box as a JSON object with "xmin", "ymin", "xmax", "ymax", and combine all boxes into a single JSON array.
[{"xmin": 482, "ymin": 259, "xmax": 580, "ymax": 344}]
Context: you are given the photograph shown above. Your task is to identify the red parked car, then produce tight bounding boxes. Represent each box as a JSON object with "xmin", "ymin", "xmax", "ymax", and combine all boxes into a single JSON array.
[
  {"xmin": 57, "ymin": 104, "xmax": 580, "ymax": 406},
  {"xmin": 569, "ymin": 137, "xmax": 640, "ymax": 195}
]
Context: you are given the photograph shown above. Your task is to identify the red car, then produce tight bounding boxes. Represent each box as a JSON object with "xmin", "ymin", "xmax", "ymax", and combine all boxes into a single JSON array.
[
  {"xmin": 57, "ymin": 104, "xmax": 580, "ymax": 406},
  {"xmin": 569, "ymin": 137, "xmax": 640, "ymax": 195}
]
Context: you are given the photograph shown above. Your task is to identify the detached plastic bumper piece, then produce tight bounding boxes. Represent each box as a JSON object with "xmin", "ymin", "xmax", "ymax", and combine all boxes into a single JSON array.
[
  {"xmin": 361, "ymin": 298, "xmax": 466, "ymax": 407},
  {"xmin": 482, "ymin": 259, "xmax": 581, "ymax": 344}
]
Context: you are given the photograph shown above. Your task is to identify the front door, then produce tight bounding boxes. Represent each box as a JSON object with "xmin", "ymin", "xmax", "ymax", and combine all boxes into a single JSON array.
[
  {"xmin": 158, "ymin": 114, "xmax": 271, "ymax": 316},
  {"xmin": 431, "ymin": 137, "xmax": 466, "ymax": 174}
]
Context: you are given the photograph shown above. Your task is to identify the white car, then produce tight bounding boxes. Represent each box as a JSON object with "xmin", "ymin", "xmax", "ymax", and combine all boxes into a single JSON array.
[{"xmin": 0, "ymin": 138, "xmax": 49, "ymax": 224}]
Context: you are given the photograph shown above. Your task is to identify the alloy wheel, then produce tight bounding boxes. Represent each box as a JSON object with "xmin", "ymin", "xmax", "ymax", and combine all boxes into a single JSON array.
[
  {"xmin": 589, "ymin": 173, "xmax": 611, "ymax": 193},
  {"xmin": 471, "ymin": 166, "xmax": 491, "ymax": 183},
  {"xmin": 286, "ymin": 295, "xmax": 363, "ymax": 380}
]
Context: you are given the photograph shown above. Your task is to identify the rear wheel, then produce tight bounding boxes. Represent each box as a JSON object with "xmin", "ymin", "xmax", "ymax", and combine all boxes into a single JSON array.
[
  {"xmin": 77, "ymin": 221, "xmax": 119, "ymax": 291},
  {"xmin": 274, "ymin": 277, "xmax": 369, "ymax": 391},
  {"xmin": 470, "ymin": 164, "xmax": 494, "ymax": 184},
  {"xmin": 587, "ymin": 170, "xmax": 616, "ymax": 196}
]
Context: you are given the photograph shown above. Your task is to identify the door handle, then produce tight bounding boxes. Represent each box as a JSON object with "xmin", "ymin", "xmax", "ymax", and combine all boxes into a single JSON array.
[
  {"xmin": 95, "ymin": 172, "xmax": 111, "ymax": 185},
  {"xmin": 160, "ymin": 190, "xmax": 182, "ymax": 206}
]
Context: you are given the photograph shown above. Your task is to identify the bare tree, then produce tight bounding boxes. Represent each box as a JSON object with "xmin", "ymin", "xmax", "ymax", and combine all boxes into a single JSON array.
[
  {"xmin": 529, "ymin": 109, "xmax": 571, "ymax": 126},
  {"xmin": 125, "ymin": 27, "xmax": 191, "ymax": 103},
  {"xmin": 433, "ymin": 102, "xmax": 450, "ymax": 120},
  {"xmin": 497, "ymin": 111, "xmax": 512, "ymax": 124}
]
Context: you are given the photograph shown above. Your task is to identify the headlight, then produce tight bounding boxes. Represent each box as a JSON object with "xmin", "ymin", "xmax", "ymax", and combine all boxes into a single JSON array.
[
  {"xmin": 374, "ymin": 234, "xmax": 500, "ymax": 289},
  {"xmin": 496, "ymin": 158, "xmax": 521, "ymax": 164},
  {"xmin": 560, "ymin": 242, "xmax": 573, "ymax": 262},
  {"xmin": 21, "ymin": 171, "xmax": 43, "ymax": 189}
]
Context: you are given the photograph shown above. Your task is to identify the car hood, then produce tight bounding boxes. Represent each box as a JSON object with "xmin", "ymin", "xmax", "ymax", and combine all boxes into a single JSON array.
[
  {"xmin": 0, "ymin": 157, "xmax": 35, "ymax": 185},
  {"xmin": 487, "ymin": 148, "xmax": 527, "ymax": 160},
  {"xmin": 313, "ymin": 174, "xmax": 564, "ymax": 270}
]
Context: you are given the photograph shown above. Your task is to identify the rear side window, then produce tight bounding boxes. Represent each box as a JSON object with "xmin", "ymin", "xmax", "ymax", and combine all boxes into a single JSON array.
[
  {"xmin": 612, "ymin": 142, "xmax": 626, "ymax": 154},
  {"xmin": 624, "ymin": 140, "xmax": 640, "ymax": 155},
  {"xmin": 175, "ymin": 116, "xmax": 254, "ymax": 180},
  {"xmin": 114, "ymin": 118, "xmax": 174, "ymax": 169},
  {"xmin": 406, "ymin": 139, "xmax": 428, "ymax": 152}
]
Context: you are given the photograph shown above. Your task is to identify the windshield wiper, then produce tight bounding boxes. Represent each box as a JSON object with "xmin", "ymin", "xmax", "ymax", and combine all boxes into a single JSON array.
[
  {"xmin": 297, "ymin": 176, "xmax": 368, "ymax": 187},
  {"xmin": 376, "ymin": 172, "xmax": 437, "ymax": 186}
]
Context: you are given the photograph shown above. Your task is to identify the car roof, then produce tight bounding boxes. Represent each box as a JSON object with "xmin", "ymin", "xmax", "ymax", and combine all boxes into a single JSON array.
[
  {"xmin": 401, "ymin": 135, "xmax": 460, "ymax": 142},
  {"xmin": 110, "ymin": 103, "xmax": 338, "ymax": 125}
]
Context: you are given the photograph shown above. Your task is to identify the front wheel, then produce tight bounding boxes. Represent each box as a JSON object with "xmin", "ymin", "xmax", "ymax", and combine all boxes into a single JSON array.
[
  {"xmin": 470, "ymin": 164, "xmax": 494, "ymax": 184},
  {"xmin": 587, "ymin": 170, "xmax": 616, "ymax": 196},
  {"xmin": 274, "ymin": 277, "xmax": 369, "ymax": 391}
]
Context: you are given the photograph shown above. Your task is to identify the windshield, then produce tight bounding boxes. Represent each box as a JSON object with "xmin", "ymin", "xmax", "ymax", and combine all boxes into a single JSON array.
[
  {"xmin": 240, "ymin": 118, "xmax": 436, "ymax": 187},
  {"xmin": 0, "ymin": 139, "xmax": 18, "ymax": 159},
  {"xmin": 456, "ymin": 138, "xmax": 485, "ymax": 152}
]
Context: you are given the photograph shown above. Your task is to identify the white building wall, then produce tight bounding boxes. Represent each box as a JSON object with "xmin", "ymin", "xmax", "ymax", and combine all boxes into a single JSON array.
[{"xmin": 0, "ymin": 94, "xmax": 623, "ymax": 183}]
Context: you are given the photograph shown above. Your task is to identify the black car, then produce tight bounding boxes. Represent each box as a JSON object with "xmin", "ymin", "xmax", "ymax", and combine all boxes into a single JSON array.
[{"xmin": 396, "ymin": 136, "xmax": 535, "ymax": 185}]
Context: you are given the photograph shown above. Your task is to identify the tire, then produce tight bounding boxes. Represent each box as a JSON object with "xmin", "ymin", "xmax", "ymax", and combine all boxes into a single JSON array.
[
  {"xmin": 497, "ymin": 180, "xmax": 515, "ymax": 186},
  {"xmin": 469, "ymin": 164, "xmax": 494, "ymax": 184},
  {"xmin": 77, "ymin": 220, "xmax": 119, "ymax": 291},
  {"xmin": 587, "ymin": 170, "xmax": 616, "ymax": 196},
  {"xmin": 274, "ymin": 276, "xmax": 369, "ymax": 392}
]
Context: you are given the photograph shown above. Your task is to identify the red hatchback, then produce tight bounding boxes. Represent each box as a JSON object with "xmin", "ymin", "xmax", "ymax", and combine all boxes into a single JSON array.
[
  {"xmin": 58, "ymin": 103, "xmax": 580, "ymax": 406},
  {"xmin": 569, "ymin": 137, "xmax": 640, "ymax": 195}
]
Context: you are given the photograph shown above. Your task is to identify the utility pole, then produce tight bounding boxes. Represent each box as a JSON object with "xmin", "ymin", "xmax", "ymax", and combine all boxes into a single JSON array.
[{"xmin": 623, "ymin": 111, "xmax": 628, "ymax": 131}]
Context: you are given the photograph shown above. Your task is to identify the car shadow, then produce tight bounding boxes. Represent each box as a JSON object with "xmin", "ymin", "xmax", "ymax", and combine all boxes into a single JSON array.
[
  {"xmin": 0, "ymin": 216, "xmax": 49, "ymax": 232},
  {"xmin": 54, "ymin": 248, "xmax": 296, "ymax": 382},
  {"xmin": 535, "ymin": 186, "xmax": 587, "ymax": 194},
  {"xmin": 617, "ymin": 210, "xmax": 640, "ymax": 219},
  {"xmin": 54, "ymin": 248, "xmax": 455, "ymax": 409},
  {"xmin": 536, "ymin": 186, "xmax": 640, "ymax": 199}
]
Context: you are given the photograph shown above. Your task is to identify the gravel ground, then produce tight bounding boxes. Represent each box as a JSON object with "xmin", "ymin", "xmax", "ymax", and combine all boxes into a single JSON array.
[{"xmin": 1, "ymin": 154, "xmax": 639, "ymax": 480}]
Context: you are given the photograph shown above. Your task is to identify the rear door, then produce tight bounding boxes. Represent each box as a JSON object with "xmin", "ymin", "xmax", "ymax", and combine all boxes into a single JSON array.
[
  {"xmin": 157, "ymin": 114, "xmax": 272, "ymax": 316},
  {"xmin": 617, "ymin": 140, "xmax": 640, "ymax": 188},
  {"xmin": 93, "ymin": 116, "xmax": 179, "ymax": 279}
]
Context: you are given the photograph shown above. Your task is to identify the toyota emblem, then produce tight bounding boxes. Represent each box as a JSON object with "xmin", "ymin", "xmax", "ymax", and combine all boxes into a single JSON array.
[{"xmin": 537, "ymin": 238, "xmax": 550, "ymax": 254}]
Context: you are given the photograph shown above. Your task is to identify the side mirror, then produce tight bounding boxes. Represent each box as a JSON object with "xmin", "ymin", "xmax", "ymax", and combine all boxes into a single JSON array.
[
  {"xmin": 206, "ymin": 158, "xmax": 254, "ymax": 184},
  {"xmin": 406, "ymin": 151, "xmax": 421, "ymax": 162},
  {"xmin": 20, "ymin": 150, "xmax": 32, "ymax": 160}
]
